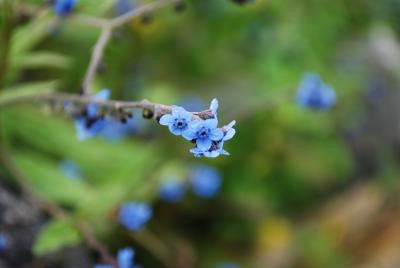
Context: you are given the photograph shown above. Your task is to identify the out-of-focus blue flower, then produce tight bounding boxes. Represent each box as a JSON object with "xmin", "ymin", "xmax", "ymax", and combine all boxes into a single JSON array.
[
  {"xmin": 74, "ymin": 89, "xmax": 110, "ymax": 141},
  {"xmin": 115, "ymin": 0, "xmax": 136, "ymax": 16},
  {"xmin": 184, "ymin": 119, "xmax": 223, "ymax": 150},
  {"xmin": 159, "ymin": 179, "xmax": 186, "ymax": 203},
  {"xmin": 118, "ymin": 247, "xmax": 135, "ymax": 268},
  {"xmin": 296, "ymin": 73, "xmax": 336, "ymax": 111},
  {"xmin": 119, "ymin": 202, "xmax": 152, "ymax": 231},
  {"xmin": 100, "ymin": 114, "xmax": 144, "ymax": 142},
  {"xmin": 179, "ymin": 96, "xmax": 205, "ymax": 112},
  {"xmin": 59, "ymin": 159, "xmax": 82, "ymax": 180},
  {"xmin": 160, "ymin": 106, "xmax": 193, "ymax": 136},
  {"xmin": 190, "ymin": 165, "xmax": 222, "ymax": 198},
  {"xmin": 0, "ymin": 234, "xmax": 7, "ymax": 252},
  {"xmin": 54, "ymin": 0, "xmax": 77, "ymax": 16},
  {"xmin": 216, "ymin": 262, "xmax": 240, "ymax": 268}
]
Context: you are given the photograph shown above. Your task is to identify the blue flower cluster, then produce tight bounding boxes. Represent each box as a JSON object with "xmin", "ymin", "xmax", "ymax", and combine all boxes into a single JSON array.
[
  {"xmin": 190, "ymin": 165, "xmax": 222, "ymax": 198},
  {"xmin": 73, "ymin": 89, "xmax": 142, "ymax": 141},
  {"xmin": 94, "ymin": 247, "xmax": 142, "ymax": 268},
  {"xmin": 296, "ymin": 73, "xmax": 336, "ymax": 111},
  {"xmin": 53, "ymin": 0, "xmax": 77, "ymax": 16},
  {"xmin": 118, "ymin": 202, "xmax": 152, "ymax": 231},
  {"xmin": 59, "ymin": 159, "xmax": 82, "ymax": 180},
  {"xmin": 159, "ymin": 179, "xmax": 186, "ymax": 203},
  {"xmin": 0, "ymin": 233, "xmax": 7, "ymax": 252},
  {"xmin": 159, "ymin": 99, "xmax": 236, "ymax": 158}
]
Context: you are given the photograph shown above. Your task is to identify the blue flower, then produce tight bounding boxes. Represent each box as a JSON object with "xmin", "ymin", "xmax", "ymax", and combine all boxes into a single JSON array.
[
  {"xmin": 74, "ymin": 89, "xmax": 110, "ymax": 141},
  {"xmin": 184, "ymin": 119, "xmax": 223, "ymax": 150},
  {"xmin": 0, "ymin": 234, "xmax": 7, "ymax": 252},
  {"xmin": 118, "ymin": 247, "xmax": 135, "ymax": 268},
  {"xmin": 296, "ymin": 73, "xmax": 336, "ymax": 111},
  {"xmin": 216, "ymin": 262, "xmax": 240, "ymax": 268},
  {"xmin": 190, "ymin": 120, "xmax": 236, "ymax": 158},
  {"xmin": 160, "ymin": 106, "xmax": 193, "ymax": 136},
  {"xmin": 54, "ymin": 0, "xmax": 77, "ymax": 16},
  {"xmin": 115, "ymin": 0, "xmax": 136, "ymax": 16},
  {"xmin": 100, "ymin": 113, "xmax": 145, "ymax": 142},
  {"xmin": 59, "ymin": 159, "xmax": 82, "ymax": 180},
  {"xmin": 159, "ymin": 179, "xmax": 186, "ymax": 203},
  {"xmin": 190, "ymin": 165, "xmax": 222, "ymax": 198},
  {"xmin": 118, "ymin": 202, "xmax": 152, "ymax": 231}
]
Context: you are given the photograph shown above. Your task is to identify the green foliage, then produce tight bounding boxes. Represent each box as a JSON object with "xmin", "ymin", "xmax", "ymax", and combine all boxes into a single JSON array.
[{"xmin": 33, "ymin": 218, "xmax": 82, "ymax": 256}]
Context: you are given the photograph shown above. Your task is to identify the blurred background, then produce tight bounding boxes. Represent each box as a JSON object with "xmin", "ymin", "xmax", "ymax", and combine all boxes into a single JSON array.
[{"xmin": 1, "ymin": 0, "xmax": 400, "ymax": 267}]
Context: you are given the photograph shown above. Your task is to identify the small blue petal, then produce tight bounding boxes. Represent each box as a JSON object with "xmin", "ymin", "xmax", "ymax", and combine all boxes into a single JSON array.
[
  {"xmin": 209, "ymin": 128, "xmax": 224, "ymax": 141},
  {"xmin": 54, "ymin": 0, "xmax": 77, "ymax": 16},
  {"xmin": 196, "ymin": 138, "xmax": 212, "ymax": 151},
  {"xmin": 210, "ymin": 98, "xmax": 219, "ymax": 117},
  {"xmin": 169, "ymin": 124, "xmax": 183, "ymax": 136},
  {"xmin": 182, "ymin": 128, "xmax": 197, "ymax": 140},
  {"xmin": 159, "ymin": 114, "xmax": 174, "ymax": 126},
  {"xmin": 204, "ymin": 118, "xmax": 218, "ymax": 129}
]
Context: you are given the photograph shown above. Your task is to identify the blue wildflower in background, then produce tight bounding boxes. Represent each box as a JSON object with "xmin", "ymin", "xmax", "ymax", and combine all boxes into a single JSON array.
[
  {"xmin": 94, "ymin": 247, "xmax": 142, "ymax": 268},
  {"xmin": 59, "ymin": 159, "xmax": 82, "ymax": 180},
  {"xmin": 100, "ymin": 114, "xmax": 145, "ymax": 142},
  {"xmin": 0, "ymin": 233, "xmax": 7, "ymax": 252},
  {"xmin": 54, "ymin": 0, "xmax": 77, "ymax": 16},
  {"xmin": 296, "ymin": 72, "xmax": 336, "ymax": 111},
  {"xmin": 119, "ymin": 202, "xmax": 152, "ymax": 231},
  {"xmin": 115, "ymin": 0, "xmax": 136, "ymax": 16},
  {"xmin": 160, "ymin": 106, "xmax": 193, "ymax": 136},
  {"xmin": 74, "ymin": 89, "xmax": 110, "ymax": 141},
  {"xmin": 159, "ymin": 179, "xmax": 186, "ymax": 203},
  {"xmin": 216, "ymin": 262, "xmax": 240, "ymax": 268},
  {"xmin": 190, "ymin": 165, "xmax": 222, "ymax": 198}
]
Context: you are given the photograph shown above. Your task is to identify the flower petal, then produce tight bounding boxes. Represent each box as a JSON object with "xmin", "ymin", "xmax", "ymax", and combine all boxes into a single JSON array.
[
  {"xmin": 204, "ymin": 118, "xmax": 218, "ymax": 129},
  {"xmin": 168, "ymin": 124, "xmax": 182, "ymax": 136},
  {"xmin": 159, "ymin": 114, "xmax": 174, "ymax": 126},
  {"xmin": 196, "ymin": 138, "xmax": 212, "ymax": 151},
  {"xmin": 209, "ymin": 128, "xmax": 223, "ymax": 141},
  {"xmin": 209, "ymin": 98, "xmax": 218, "ymax": 116},
  {"xmin": 223, "ymin": 128, "xmax": 236, "ymax": 141},
  {"xmin": 182, "ymin": 128, "xmax": 197, "ymax": 140}
]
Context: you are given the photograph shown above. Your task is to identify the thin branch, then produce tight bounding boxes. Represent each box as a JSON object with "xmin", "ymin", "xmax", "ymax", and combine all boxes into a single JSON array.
[
  {"xmin": 0, "ymin": 91, "xmax": 215, "ymax": 121},
  {"xmin": 80, "ymin": 0, "xmax": 180, "ymax": 95},
  {"xmin": 81, "ymin": 26, "xmax": 112, "ymax": 95}
]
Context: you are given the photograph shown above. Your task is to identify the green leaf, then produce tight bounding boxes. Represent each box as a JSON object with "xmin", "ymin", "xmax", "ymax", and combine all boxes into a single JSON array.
[
  {"xmin": 11, "ymin": 52, "xmax": 71, "ymax": 70},
  {"xmin": 33, "ymin": 218, "xmax": 82, "ymax": 256}
]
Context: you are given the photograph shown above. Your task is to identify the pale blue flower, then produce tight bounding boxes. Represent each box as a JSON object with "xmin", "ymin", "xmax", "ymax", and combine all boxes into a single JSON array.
[
  {"xmin": 184, "ymin": 119, "xmax": 223, "ymax": 150},
  {"xmin": 160, "ymin": 106, "xmax": 193, "ymax": 136}
]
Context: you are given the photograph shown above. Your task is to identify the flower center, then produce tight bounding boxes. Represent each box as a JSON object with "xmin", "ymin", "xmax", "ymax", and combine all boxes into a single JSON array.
[
  {"xmin": 198, "ymin": 127, "xmax": 209, "ymax": 139},
  {"xmin": 174, "ymin": 118, "xmax": 186, "ymax": 129}
]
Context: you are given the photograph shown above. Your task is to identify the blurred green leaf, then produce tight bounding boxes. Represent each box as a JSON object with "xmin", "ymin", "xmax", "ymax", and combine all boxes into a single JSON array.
[
  {"xmin": 33, "ymin": 218, "xmax": 82, "ymax": 256},
  {"xmin": 11, "ymin": 51, "xmax": 71, "ymax": 70},
  {"xmin": 0, "ymin": 81, "xmax": 56, "ymax": 106}
]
